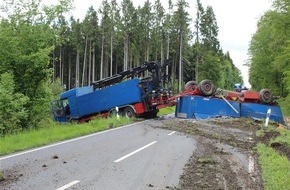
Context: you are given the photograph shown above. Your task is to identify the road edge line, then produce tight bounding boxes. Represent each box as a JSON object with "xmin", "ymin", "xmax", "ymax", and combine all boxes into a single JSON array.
[{"xmin": 0, "ymin": 121, "xmax": 146, "ymax": 161}]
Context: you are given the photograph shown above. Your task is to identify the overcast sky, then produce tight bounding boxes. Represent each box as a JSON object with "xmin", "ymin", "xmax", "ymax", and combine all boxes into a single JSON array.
[{"xmin": 69, "ymin": 0, "xmax": 272, "ymax": 87}]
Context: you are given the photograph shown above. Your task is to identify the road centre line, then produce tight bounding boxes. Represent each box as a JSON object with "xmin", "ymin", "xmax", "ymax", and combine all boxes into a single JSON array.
[
  {"xmin": 56, "ymin": 180, "xmax": 80, "ymax": 190},
  {"xmin": 168, "ymin": 131, "xmax": 176, "ymax": 136},
  {"xmin": 0, "ymin": 121, "xmax": 146, "ymax": 161},
  {"xmin": 114, "ymin": 141, "xmax": 157, "ymax": 163}
]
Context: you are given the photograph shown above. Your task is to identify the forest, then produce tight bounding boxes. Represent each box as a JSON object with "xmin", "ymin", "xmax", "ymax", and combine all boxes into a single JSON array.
[
  {"xmin": 3, "ymin": 0, "xmax": 278, "ymax": 136},
  {"xmin": 248, "ymin": 0, "xmax": 290, "ymax": 97}
]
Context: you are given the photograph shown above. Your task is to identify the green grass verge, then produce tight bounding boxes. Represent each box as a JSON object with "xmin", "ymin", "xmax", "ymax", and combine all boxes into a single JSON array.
[
  {"xmin": 158, "ymin": 106, "xmax": 175, "ymax": 116},
  {"xmin": 256, "ymin": 143, "xmax": 290, "ymax": 190},
  {"xmin": 270, "ymin": 129, "xmax": 290, "ymax": 145},
  {"xmin": 0, "ymin": 117, "xmax": 132, "ymax": 156},
  {"xmin": 0, "ymin": 107, "xmax": 175, "ymax": 156}
]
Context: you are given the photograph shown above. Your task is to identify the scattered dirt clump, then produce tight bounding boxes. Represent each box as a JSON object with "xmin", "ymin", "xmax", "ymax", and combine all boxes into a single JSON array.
[
  {"xmin": 161, "ymin": 118, "xmax": 264, "ymax": 190},
  {"xmin": 270, "ymin": 142, "xmax": 290, "ymax": 160}
]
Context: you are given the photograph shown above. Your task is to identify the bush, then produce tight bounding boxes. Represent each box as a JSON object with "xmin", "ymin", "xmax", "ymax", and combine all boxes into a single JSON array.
[{"xmin": 0, "ymin": 73, "xmax": 29, "ymax": 135}]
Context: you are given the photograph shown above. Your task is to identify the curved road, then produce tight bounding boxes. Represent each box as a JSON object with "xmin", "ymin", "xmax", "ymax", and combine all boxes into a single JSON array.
[{"xmin": 0, "ymin": 119, "xmax": 196, "ymax": 190}]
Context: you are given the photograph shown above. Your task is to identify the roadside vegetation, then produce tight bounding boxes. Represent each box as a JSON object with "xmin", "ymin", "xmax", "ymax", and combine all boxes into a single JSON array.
[
  {"xmin": 277, "ymin": 98, "xmax": 290, "ymax": 116},
  {"xmin": 0, "ymin": 107, "xmax": 175, "ymax": 156},
  {"xmin": 157, "ymin": 106, "xmax": 175, "ymax": 116},
  {"xmin": 256, "ymin": 124, "xmax": 290, "ymax": 190},
  {"xmin": 0, "ymin": 117, "xmax": 132, "ymax": 156}
]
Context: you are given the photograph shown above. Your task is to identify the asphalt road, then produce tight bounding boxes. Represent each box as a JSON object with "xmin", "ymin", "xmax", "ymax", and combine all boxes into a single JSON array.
[{"xmin": 0, "ymin": 119, "xmax": 196, "ymax": 190}]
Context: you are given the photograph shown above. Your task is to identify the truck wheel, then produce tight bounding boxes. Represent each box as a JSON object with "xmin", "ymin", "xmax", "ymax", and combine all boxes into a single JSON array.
[
  {"xmin": 198, "ymin": 79, "xmax": 215, "ymax": 96},
  {"xmin": 143, "ymin": 110, "xmax": 158, "ymax": 119},
  {"xmin": 185, "ymin": 81, "xmax": 198, "ymax": 90},
  {"xmin": 123, "ymin": 106, "xmax": 136, "ymax": 119},
  {"xmin": 259, "ymin": 89, "xmax": 273, "ymax": 104}
]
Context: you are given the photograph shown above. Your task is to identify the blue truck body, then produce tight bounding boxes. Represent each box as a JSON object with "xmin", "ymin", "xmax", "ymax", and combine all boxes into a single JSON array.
[
  {"xmin": 68, "ymin": 79, "xmax": 142, "ymax": 119},
  {"xmin": 52, "ymin": 79, "xmax": 146, "ymax": 122}
]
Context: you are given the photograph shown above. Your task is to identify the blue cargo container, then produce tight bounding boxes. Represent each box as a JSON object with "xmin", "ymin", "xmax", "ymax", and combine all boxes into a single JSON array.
[
  {"xmin": 240, "ymin": 103, "xmax": 285, "ymax": 124},
  {"xmin": 175, "ymin": 95, "xmax": 240, "ymax": 119},
  {"xmin": 74, "ymin": 79, "xmax": 142, "ymax": 118},
  {"xmin": 175, "ymin": 95, "xmax": 285, "ymax": 124}
]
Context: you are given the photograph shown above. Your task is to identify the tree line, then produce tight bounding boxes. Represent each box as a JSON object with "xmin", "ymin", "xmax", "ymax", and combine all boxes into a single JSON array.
[
  {"xmin": 248, "ymin": 0, "xmax": 290, "ymax": 98},
  {"xmin": 0, "ymin": 0, "xmax": 242, "ymax": 136}
]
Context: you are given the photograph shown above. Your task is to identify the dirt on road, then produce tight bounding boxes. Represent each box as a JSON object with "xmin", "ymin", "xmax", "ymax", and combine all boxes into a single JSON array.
[{"xmin": 158, "ymin": 116, "xmax": 288, "ymax": 190}]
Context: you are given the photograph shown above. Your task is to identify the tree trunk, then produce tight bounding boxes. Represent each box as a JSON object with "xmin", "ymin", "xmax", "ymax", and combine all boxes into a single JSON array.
[
  {"xmin": 88, "ymin": 40, "xmax": 92, "ymax": 85},
  {"xmin": 146, "ymin": 42, "xmax": 149, "ymax": 61},
  {"xmin": 92, "ymin": 46, "xmax": 96, "ymax": 82},
  {"xmin": 68, "ymin": 52, "xmax": 71, "ymax": 89},
  {"xmin": 196, "ymin": 21, "xmax": 199, "ymax": 82},
  {"xmin": 59, "ymin": 46, "xmax": 62, "ymax": 85},
  {"xmin": 130, "ymin": 42, "xmax": 132, "ymax": 69},
  {"xmin": 161, "ymin": 35, "xmax": 164, "ymax": 64},
  {"xmin": 123, "ymin": 34, "xmax": 128, "ymax": 71},
  {"xmin": 166, "ymin": 32, "xmax": 170, "ymax": 87},
  {"xmin": 110, "ymin": 35, "xmax": 113, "ymax": 76},
  {"xmin": 179, "ymin": 33, "xmax": 183, "ymax": 92},
  {"xmin": 101, "ymin": 35, "xmax": 104, "ymax": 79},
  {"xmin": 172, "ymin": 56, "xmax": 175, "ymax": 93},
  {"xmin": 61, "ymin": 48, "xmax": 64, "ymax": 87},
  {"xmin": 82, "ymin": 35, "xmax": 88, "ymax": 86},
  {"xmin": 76, "ymin": 50, "xmax": 80, "ymax": 87},
  {"xmin": 53, "ymin": 51, "xmax": 55, "ymax": 83}
]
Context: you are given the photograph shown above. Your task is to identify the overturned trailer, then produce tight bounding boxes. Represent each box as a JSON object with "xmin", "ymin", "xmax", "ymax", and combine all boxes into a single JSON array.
[{"xmin": 175, "ymin": 80, "xmax": 285, "ymax": 124}]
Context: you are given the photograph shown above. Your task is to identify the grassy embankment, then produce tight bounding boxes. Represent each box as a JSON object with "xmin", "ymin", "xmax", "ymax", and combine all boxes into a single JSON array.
[
  {"xmin": 0, "ymin": 117, "xmax": 132, "ymax": 156},
  {"xmin": 0, "ymin": 107, "xmax": 175, "ymax": 156},
  {"xmin": 255, "ymin": 98, "xmax": 290, "ymax": 190},
  {"xmin": 256, "ymin": 125, "xmax": 290, "ymax": 190}
]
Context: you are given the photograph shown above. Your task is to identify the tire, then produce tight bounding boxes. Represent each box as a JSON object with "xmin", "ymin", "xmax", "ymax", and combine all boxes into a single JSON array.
[
  {"xmin": 259, "ymin": 89, "xmax": 273, "ymax": 104},
  {"xmin": 143, "ymin": 110, "xmax": 158, "ymax": 119},
  {"xmin": 185, "ymin": 81, "xmax": 198, "ymax": 90},
  {"xmin": 123, "ymin": 106, "xmax": 136, "ymax": 119},
  {"xmin": 198, "ymin": 79, "xmax": 215, "ymax": 96}
]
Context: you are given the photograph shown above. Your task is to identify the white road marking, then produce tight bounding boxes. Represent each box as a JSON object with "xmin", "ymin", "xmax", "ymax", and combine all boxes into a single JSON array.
[
  {"xmin": 168, "ymin": 131, "xmax": 176, "ymax": 136},
  {"xmin": 248, "ymin": 155, "xmax": 254, "ymax": 173},
  {"xmin": 114, "ymin": 141, "xmax": 157, "ymax": 163},
  {"xmin": 56, "ymin": 180, "xmax": 80, "ymax": 190},
  {"xmin": 0, "ymin": 121, "xmax": 146, "ymax": 161}
]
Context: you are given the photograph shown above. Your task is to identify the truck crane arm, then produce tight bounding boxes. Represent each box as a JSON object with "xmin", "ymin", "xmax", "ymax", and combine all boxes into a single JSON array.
[{"xmin": 91, "ymin": 60, "xmax": 169, "ymax": 90}]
